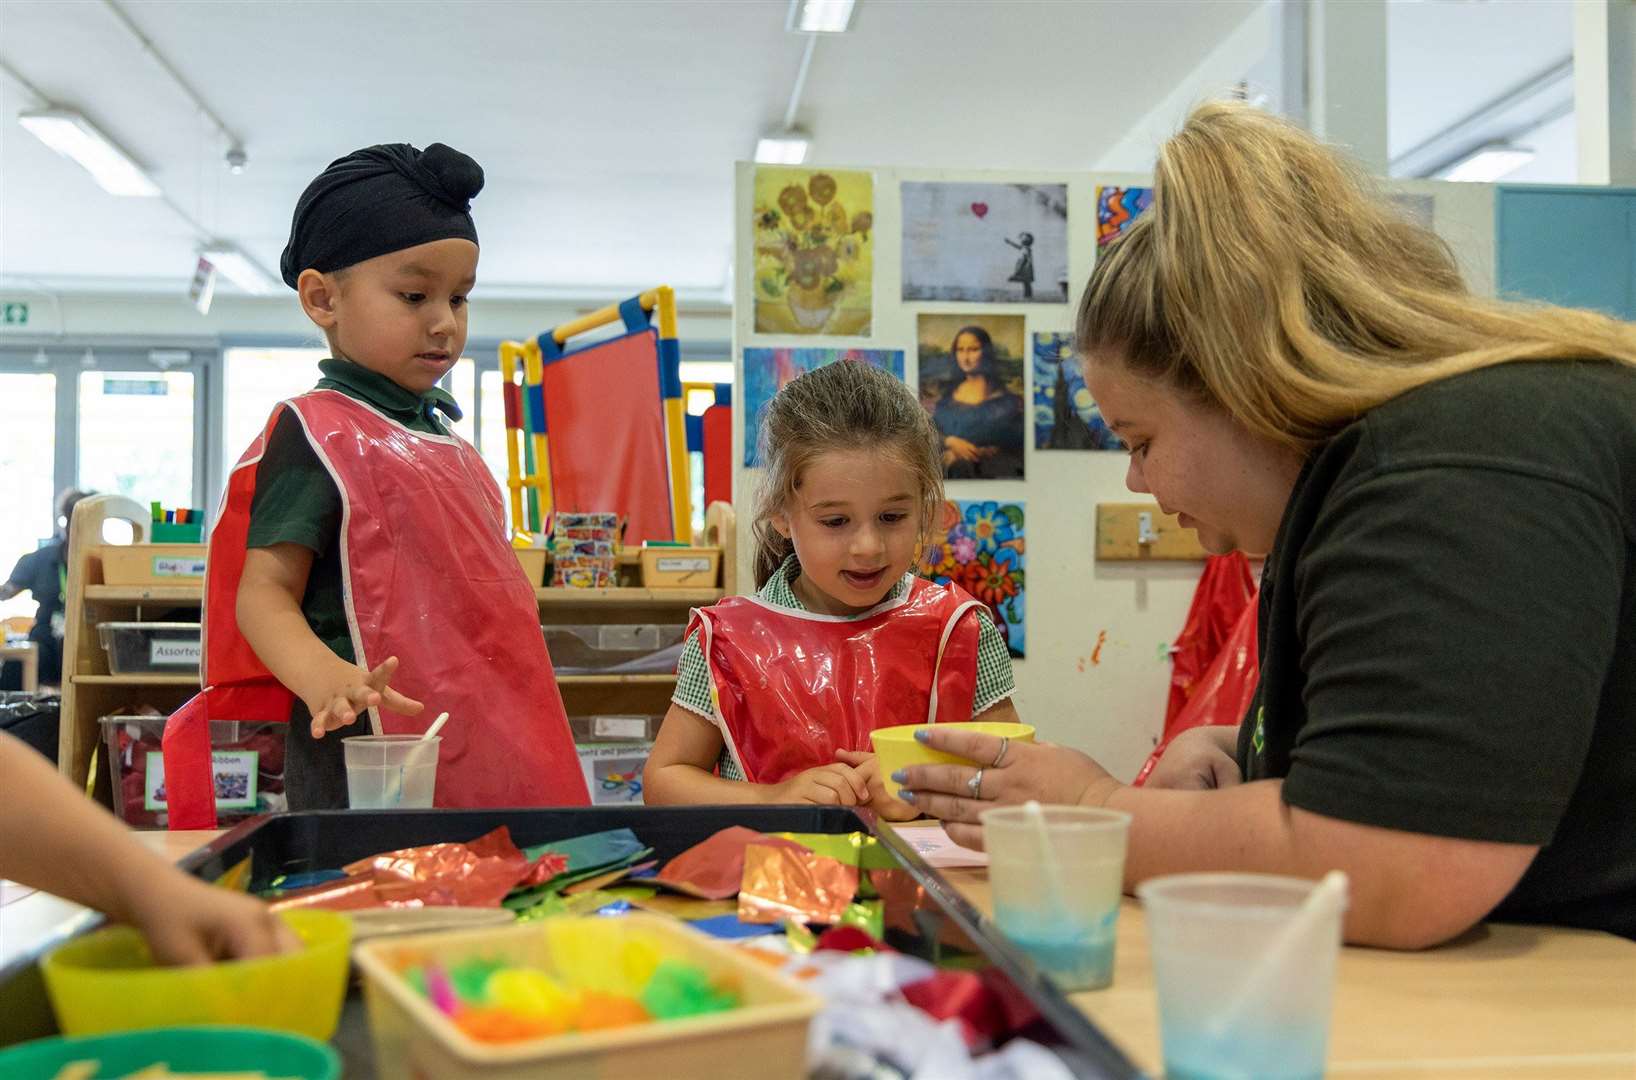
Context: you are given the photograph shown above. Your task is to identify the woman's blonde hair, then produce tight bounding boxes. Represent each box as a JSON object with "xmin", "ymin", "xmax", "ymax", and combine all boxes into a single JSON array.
[
  {"xmin": 752, "ymin": 361, "xmax": 943, "ymax": 588},
  {"xmin": 1078, "ymin": 99, "xmax": 1636, "ymax": 452}
]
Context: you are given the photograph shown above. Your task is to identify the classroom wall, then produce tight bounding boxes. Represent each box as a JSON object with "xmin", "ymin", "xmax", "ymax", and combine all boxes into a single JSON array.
[{"xmin": 731, "ymin": 163, "xmax": 1498, "ymax": 780}]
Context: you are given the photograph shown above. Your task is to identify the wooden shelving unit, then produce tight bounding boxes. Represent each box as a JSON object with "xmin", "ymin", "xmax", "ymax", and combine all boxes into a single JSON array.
[{"xmin": 58, "ymin": 496, "xmax": 739, "ymax": 797}]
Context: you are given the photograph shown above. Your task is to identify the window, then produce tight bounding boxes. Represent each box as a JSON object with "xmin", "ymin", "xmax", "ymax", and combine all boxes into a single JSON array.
[
  {"xmin": 0, "ymin": 373, "xmax": 57, "ymax": 622},
  {"xmin": 222, "ymin": 347, "xmax": 327, "ymax": 469},
  {"xmin": 78, "ymin": 370, "xmax": 195, "ymax": 509},
  {"xmin": 444, "ymin": 358, "xmax": 477, "ymax": 447},
  {"xmin": 477, "ymin": 367, "xmax": 511, "ymax": 498}
]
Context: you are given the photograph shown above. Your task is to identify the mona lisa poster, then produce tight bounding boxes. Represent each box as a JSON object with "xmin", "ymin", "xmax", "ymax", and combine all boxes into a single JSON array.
[{"xmin": 918, "ymin": 314, "xmax": 1026, "ymax": 480}]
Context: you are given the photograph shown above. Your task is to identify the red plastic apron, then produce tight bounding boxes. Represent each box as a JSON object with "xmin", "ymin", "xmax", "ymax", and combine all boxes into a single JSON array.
[
  {"xmin": 689, "ymin": 576, "xmax": 988, "ymax": 785},
  {"xmin": 163, "ymin": 390, "xmax": 589, "ymax": 828}
]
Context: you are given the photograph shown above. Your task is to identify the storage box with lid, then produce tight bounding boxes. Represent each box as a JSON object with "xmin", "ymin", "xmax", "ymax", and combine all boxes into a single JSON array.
[
  {"xmin": 100, "ymin": 715, "xmax": 287, "ymax": 828},
  {"xmin": 569, "ymin": 715, "xmax": 663, "ymax": 806},
  {"xmin": 541, "ymin": 625, "xmax": 684, "ymax": 675},
  {"xmin": 97, "ymin": 621, "xmax": 201, "ymax": 675}
]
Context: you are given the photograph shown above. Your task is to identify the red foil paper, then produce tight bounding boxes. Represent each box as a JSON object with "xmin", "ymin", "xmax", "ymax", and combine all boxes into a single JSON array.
[
  {"xmin": 657, "ymin": 826, "xmax": 808, "ymax": 900},
  {"xmin": 901, "ymin": 969, "xmax": 1009, "ymax": 1049}
]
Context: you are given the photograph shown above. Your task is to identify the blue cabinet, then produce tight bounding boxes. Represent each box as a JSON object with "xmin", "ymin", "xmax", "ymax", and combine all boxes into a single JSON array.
[{"xmin": 1496, "ymin": 186, "xmax": 1636, "ymax": 321}]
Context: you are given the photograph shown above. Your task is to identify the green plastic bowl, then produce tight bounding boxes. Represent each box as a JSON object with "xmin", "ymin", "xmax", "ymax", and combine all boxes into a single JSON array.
[{"xmin": 0, "ymin": 1025, "xmax": 340, "ymax": 1079}]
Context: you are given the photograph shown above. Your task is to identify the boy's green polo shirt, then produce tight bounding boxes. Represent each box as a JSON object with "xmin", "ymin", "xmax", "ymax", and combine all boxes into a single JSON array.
[{"xmin": 244, "ymin": 358, "xmax": 463, "ymax": 664}]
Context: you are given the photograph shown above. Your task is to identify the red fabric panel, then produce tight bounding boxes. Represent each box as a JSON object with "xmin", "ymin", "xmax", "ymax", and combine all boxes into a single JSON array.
[{"xmin": 538, "ymin": 331, "xmax": 672, "ymax": 544}]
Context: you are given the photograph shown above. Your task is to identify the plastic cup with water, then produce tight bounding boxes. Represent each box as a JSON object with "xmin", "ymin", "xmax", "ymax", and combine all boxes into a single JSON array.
[
  {"xmin": 980, "ymin": 804, "xmax": 1131, "ymax": 991},
  {"xmin": 1137, "ymin": 872, "xmax": 1348, "ymax": 1080},
  {"xmin": 342, "ymin": 734, "xmax": 440, "ymax": 809}
]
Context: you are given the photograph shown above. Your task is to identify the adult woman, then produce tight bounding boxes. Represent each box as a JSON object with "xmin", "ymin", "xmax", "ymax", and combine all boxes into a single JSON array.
[
  {"xmin": 897, "ymin": 101, "xmax": 1636, "ymax": 949},
  {"xmin": 931, "ymin": 325, "xmax": 1025, "ymax": 479}
]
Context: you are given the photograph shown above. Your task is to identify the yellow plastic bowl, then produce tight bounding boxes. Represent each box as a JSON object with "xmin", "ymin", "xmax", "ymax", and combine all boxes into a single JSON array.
[
  {"xmin": 42, "ymin": 909, "xmax": 351, "ymax": 1040},
  {"xmin": 871, "ymin": 721, "xmax": 1035, "ymax": 800}
]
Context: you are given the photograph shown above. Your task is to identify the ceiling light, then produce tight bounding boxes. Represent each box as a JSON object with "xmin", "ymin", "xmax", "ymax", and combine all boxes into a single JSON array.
[
  {"xmin": 1437, "ymin": 144, "xmax": 1535, "ymax": 183},
  {"xmin": 225, "ymin": 145, "xmax": 248, "ymax": 175},
  {"xmin": 755, "ymin": 130, "xmax": 811, "ymax": 165},
  {"xmin": 17, "ymin": 109, "xmax": 161, "ymax": 197},
  {"xmin": 787, "ymin": 0, "xmax": 855, "ymax": 33},
  {"xmin": 199, "ymin": 245, "xmax": 277, "ymax": 295}
]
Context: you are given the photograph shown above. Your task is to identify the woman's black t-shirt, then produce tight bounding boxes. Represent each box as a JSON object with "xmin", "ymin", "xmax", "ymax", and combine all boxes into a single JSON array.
[{"xmin": 1240, "ymin": 360, "xmax": 1636, "ymax": 940}]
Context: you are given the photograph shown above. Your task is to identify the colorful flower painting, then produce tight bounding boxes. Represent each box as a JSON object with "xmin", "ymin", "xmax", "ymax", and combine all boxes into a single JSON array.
[
  {"xmin": 752, "ymin": 167, "xmax": 874, "ymax": 336},
  {"xmin": 919, "ymin": 499, "xmax": 1026, "ymax": 658}
]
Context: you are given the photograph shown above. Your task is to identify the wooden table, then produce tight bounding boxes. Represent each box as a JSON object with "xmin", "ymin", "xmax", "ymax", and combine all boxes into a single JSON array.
[
  {"xmin": 0, "ymin": 641, "xmax": 38, "ymax": 692},
  {"xmin": 5, "ymin": 828, "xmax": 1634, "ymax": 1078},
  {"xmin": 938, "ymin": 863, "xmax": 1636, "ymax": 1079}
]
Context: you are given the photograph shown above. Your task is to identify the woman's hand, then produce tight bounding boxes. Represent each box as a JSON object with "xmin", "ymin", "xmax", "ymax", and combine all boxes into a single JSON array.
[
  {"xmin": 1146, "ymin": 726, "xmax": 1242, "ymax": 790},
  {"xmin": 943, "ymin": 435, "xmax": 984, "ymax": 464},
  {"xmin": 834, "ymin": 749, "xmax": 921, "ymax": 821},
  {"xmin": 894, "ymin": 727, "xmax": 1121, "ymax": 849}
]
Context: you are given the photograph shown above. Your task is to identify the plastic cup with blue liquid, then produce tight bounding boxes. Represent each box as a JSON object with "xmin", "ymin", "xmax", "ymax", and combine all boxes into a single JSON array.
[
  {"xmin": 980, "ymin": 803, "xmax": 1131, "ymax": 992},
  {"xmin": 1137, "ymin": 872, "xmax": 1348, "ymax": 1080}
]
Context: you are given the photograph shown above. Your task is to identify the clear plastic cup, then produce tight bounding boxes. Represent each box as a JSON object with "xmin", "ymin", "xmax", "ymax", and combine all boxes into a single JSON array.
[
  {"xmin": 342, "ymin": 735, "xmax": 440, "ymax": 810},
  {"xmin": 1137, "ymin": 873, "xmax": 1347, "ymax": 1080},
  {"xmin": 980, "ymin": 805, "xmax": 1131, "ymax": 991}
]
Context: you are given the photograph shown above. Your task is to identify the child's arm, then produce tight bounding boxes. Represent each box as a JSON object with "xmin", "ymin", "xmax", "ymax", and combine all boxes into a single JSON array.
[
  {"xmin": 0, "ymin": 732, "xmax": 298, "ymax": 965},
  {"xmin": 643, "ymin": 704, "xmax": 871, "ymax": 807},
  {"xmin": 237, "ymin": 543, "xmax": 423, "ymax": 737}
]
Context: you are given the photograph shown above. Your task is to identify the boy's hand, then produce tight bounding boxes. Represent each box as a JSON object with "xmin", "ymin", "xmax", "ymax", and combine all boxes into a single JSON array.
[
  {"xmin": 302, "ymin": 655, "xmax": 423, "ymax": 738},
  {"xmin": 835, "ymin": 749, "xmax": 921, "ymax": 821},
  {"xmin": 764, "ymin": 762, "xmax": 871, "ymax": 807},
  {"xmin": 126, "ymin": 873, "xmax": 300, "ymax": 967}
]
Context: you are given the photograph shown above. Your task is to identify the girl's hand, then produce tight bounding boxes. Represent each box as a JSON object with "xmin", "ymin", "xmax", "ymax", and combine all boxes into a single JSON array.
[
  {"xmin": 944, "ymin": 436, "xmax": 983, "ymax": 464},
  {"xmin": 894, "ymin": 727, "xmax": 1122, "ymax": 849},
  {"xmin": 124, "ymin": 873, "xmax": 300, "ymax": 967},
  {"xmin": 835, "ymin": 749, "xmax": 921, "ymax": 821},
  {"xmin": 301, "ymin": 655, "xmax": 423, "ymax": 738},
  {"xmin": 764, "ymin": 763, "xmax": 871, "ymax": 807},
  {"xmin": 1146, "ymin": 726, "xmax": 1242, "ymax": 790}
]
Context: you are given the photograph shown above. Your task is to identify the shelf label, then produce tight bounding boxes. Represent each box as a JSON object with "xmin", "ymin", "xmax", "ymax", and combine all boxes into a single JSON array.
[
  {"xmin": 152, "ymin": 556, "xmax": 206, "ymax": 577},
  {"xmin": 656, "ymin": 556, "xmax": 711, "ymax": 574},
  {"xmin": 592, "ymin": 715, "xmax": 652, "ymax": 740},
  {"xmin": 150, "ymin": 638, "xmax": 202, "ymax": 667},
  {"xmin": 144, "ymin": 750, "xmax": 259, "ymax": 811}
]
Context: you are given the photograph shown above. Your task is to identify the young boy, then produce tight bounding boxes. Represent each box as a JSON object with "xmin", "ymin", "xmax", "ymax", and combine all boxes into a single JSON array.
[{"xmin": 163, "ymin": 143, "xmax": 589, "ymax": 822}]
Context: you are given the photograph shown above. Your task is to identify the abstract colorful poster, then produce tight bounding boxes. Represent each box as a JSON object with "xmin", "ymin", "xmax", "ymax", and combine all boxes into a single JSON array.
[
  {"xmin": 1095, "ymin": 185, "xmax": 1153, "ymax": 247},
  {"xmin": 741, "ymin": 347, "xmax": 905, "ymax": 466},
  {"xmin": 752, "ymin": 168, "xmax": 874, "ymax": 336},
  {"xmin": 918, "ymin": 314, "xmax": 1026, "ymax": 480},
  {"xmin": 901, "ymin": 182, "xmax": 1069, "ymax": 303},
  {"xmin": 1032, "ymin": 332, "xmax": 1122, "ymax": 450},
  {"xmin": 920, "ymin": 499, "xmax": 1026, "ymax": 658}
]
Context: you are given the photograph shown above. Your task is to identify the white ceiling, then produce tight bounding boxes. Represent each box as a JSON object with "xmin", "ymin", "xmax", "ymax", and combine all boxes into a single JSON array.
[
  {"xmin": 1387, "ymin": 0, "xmax": 1573, "ymax": 168},
  {"xmin": 0, "ymin": 0, "xmax": 1263, "ymax": 300}
]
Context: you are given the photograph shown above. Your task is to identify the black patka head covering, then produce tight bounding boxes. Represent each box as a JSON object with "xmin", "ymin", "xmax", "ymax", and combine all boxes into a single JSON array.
[{"xmin": 280, "ymin": 142, "xmax": 485, "ymax": 288}]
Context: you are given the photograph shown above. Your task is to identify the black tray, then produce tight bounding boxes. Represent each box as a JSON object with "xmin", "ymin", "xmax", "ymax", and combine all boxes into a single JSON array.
[{"xmin": 0, "ymin": 806, "xmax": 1144, "ymax": 1079}]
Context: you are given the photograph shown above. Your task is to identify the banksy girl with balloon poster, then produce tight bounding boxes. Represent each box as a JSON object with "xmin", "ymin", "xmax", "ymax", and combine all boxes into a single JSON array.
[{"xmin": 901, "ymin": 182, "xmax": 1068, "ymax": 304}]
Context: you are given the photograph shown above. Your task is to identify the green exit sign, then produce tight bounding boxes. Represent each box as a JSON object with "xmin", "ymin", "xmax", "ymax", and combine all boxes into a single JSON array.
[{"xmin": 1, "ymin": 302, "xmax": 27, "ymax": 327}]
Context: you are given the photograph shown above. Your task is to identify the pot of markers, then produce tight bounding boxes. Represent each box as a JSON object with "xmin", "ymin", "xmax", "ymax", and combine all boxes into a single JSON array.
[{"xmin": 343, "ymin": 712, "xmax": 449, "ymax": 809}]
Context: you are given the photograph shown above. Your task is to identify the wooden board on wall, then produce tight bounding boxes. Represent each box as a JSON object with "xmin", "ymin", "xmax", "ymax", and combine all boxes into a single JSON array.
[{"xmin": 1096, "ymin": 503, "xmax": 1210, "ymax": 561}]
